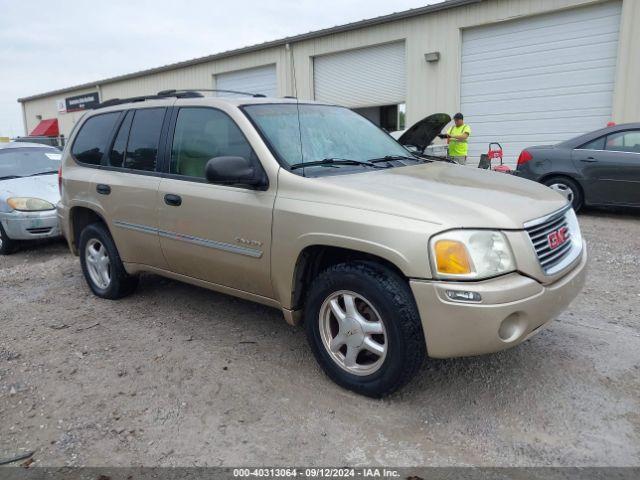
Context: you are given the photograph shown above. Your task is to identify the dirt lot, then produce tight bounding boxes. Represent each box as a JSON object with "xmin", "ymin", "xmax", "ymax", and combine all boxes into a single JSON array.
[{"xmin": 1, "ymin": 210, "xmax": 639, "ymax": 467}]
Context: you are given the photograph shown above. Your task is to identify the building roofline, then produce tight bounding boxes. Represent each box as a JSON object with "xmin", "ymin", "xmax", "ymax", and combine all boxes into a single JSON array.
[{"xmin": 17, "ymin": 0, "xmax": 480, "ymax": 103}]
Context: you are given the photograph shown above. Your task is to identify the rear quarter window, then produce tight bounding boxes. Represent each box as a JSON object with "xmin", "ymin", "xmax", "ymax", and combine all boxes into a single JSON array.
[
  {"xmin": 108, "ymin": 111, "xmax": 134, "ymax": 168},
  {"xmin": 71, "ymin": 112, "xmax": 120, "ymax": 165}
]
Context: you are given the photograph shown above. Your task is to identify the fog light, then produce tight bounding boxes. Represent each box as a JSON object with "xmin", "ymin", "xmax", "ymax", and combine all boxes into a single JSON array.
[
  {"xmin": 445, "ymin": 290, "xmax": 482, "ymax": 302},
  {"xmin": 498, "ymin": 313, "xmax": 526, "ymax": 342}
]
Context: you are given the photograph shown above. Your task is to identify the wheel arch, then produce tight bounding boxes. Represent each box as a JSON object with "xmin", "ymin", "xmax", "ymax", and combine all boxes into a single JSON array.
[
  {"xmin": 68, "ymin": 205, "xmax": 110, "ymax": 254},
  {"xmin": 289, "ymin": 245, "xmax": 408, "ymax": 314},
  {"xmin": 539, "ymin": 173, "xmax": 586, "ymax": 204},
  {"xmin": 539, "ymin": 171, "xmax": 579, "ymax": 184}
]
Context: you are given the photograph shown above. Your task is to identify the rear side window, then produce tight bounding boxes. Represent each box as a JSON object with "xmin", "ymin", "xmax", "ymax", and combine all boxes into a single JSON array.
[
  {"xmin": 123, "ymin": 108, "xmax": 166, "ymax": 172},
  {"xmin": 71, "ymin": 112, "xmax": 120, "ymax": 165},
  {"xmin": 108, "ymin": 111, "xmax": 133, "ymax": 168},
  {"xmin": 170, "ymin": 107, "xmax": 255, "ymax": 178},
  {"xmin": 579, "ymin": 136, "xmax": 605, "ymax": 151}
]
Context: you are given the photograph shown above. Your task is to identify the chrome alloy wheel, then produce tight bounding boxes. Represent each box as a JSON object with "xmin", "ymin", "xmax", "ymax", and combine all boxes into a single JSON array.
[
  {"xmin": 85, "ymin": 238, "xmax": 111, "ymax": 289},
  {"xmin": 548, "ymin": 182, "xmax": 575, "ymax": 204},
  {"xmin": 319, "ymin": 290, "xmax": 387, "ymax": 376}
]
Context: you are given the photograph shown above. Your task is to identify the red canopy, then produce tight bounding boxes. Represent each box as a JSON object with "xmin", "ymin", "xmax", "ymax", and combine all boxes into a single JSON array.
[{"xmin": 30, "ymin": 118, "xmax": 59, "ymax": 137}]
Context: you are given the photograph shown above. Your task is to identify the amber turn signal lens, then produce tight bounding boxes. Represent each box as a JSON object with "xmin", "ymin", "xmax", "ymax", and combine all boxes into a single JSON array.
[{"xmin": 434, "ymin": 240, "xmax": 472, "ymax": 275}]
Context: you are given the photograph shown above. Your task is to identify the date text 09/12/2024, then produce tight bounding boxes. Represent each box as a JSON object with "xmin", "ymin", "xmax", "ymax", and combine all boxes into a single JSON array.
[{"xmin": 232, "ymin": 468, "xmax": 401, "ymax": 478}]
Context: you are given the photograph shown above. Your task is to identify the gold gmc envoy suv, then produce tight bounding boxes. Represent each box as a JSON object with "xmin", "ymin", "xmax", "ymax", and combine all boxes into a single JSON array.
[{"xmin": 58, "ymin": 92, "xmax": 587, "ymax": 397}]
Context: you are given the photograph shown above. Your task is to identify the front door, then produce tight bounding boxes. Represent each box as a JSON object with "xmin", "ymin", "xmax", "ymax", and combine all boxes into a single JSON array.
[
  {"xmin": 574, "ymin": 129, "xmax": 640, "ymax": 206},
  {"xmin": 157, "ymin": 107, "xmax": 275, "ymax": 298}
]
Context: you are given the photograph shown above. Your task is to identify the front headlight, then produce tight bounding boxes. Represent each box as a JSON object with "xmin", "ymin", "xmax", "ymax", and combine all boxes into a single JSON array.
[
  {"xmin": 430, "ymin": 230, "xmax": 516, "ymax": 280},
  {"xmin": 7, "ymin": 197, "xmax": 55, "ymax": 212}
]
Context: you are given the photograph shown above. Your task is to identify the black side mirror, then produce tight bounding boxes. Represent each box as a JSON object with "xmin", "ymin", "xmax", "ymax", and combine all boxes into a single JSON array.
[{"xmin": 204, "ymin": 156, "xmax": 267, "ymax": 189}]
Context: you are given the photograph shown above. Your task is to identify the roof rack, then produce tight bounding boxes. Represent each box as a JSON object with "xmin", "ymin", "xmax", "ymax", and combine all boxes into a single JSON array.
[
  {"xmin": 93, "ymin": 88, "xmax": 267, "ymax": 109},
  {"xmin": 158, "ymin": 88, "xmax": 267, "ymax": 98},
  {"xmin": 94, "ymin": 95, "xmax": 162, "ymax": 109},
  {"xmin": 93, "ymin": 90, "xmax": 205, "ymax": 109}
]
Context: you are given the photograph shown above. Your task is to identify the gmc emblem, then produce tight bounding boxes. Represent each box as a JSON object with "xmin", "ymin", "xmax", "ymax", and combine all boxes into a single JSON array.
[{"xmin": 548, "ymin": 226, "xmax": 569, "ymax": 250}]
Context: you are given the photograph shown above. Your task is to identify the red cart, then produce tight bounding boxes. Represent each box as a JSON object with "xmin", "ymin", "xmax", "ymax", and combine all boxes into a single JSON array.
[{"xmin": 487, "ymin": 143, "xmax": 512, "ymax": 174}]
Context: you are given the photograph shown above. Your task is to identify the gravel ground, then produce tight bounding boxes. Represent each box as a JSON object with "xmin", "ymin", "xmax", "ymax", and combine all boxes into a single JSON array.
[{"xmin": 0, "ymin": 210, "xmax": 639, "ymax": 467}]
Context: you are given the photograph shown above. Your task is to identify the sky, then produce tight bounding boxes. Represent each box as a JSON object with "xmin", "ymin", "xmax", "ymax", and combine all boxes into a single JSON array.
[{"xmin": 0, "ymin": 0, "xmax": 442, "ymax": 137}]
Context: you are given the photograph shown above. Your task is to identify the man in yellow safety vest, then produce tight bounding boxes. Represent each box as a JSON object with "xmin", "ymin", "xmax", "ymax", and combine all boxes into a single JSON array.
[{"xmin": 443, "ymin": 113, "xmax": 471, "ymax": 165}]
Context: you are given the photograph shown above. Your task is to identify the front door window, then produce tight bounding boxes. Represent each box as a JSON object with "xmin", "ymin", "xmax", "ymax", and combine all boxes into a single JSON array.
[
  {"xmin": 170, "ymin": 107, "xmax": 257, "ymax": 179},
  {"xmin": 605, "ymin": 130, "xmax": 640, "ymax": 154}
]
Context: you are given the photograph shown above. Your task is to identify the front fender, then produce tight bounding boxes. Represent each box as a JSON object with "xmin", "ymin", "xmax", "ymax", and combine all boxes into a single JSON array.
[{"xmin": 270, "ymin": 198, "xmax": 440, "ymax": 309}]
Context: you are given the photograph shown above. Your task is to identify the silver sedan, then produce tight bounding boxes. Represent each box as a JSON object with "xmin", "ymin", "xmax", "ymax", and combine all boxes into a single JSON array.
[{"xmin": 0, "ymin": 142, "xmax": 62, "ymax": 254}]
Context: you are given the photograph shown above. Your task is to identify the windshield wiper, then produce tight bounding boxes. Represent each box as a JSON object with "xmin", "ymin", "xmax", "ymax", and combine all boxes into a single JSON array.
[
  {"xmin": 0, "ymin": 175, "xmax": 21, "ymax": 181},
  {"xmin": 27, "ymin": 170, "xmax": 59, "ymax": 177},
  {"xmin": 368, "ymin": 155, "xmax": 424, "ymax": 164},
  {"xmin": 289, "ymin": 158, "xmax": 384, "ymax": 170}
]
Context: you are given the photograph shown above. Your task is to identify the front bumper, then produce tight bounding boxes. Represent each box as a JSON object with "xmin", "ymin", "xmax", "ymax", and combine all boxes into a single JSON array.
[
  {"xmin": 410, "ymin": 245, "xmax": 587, "ymax": 358},
  {"xmin": 0, "ymin": 209, "xmax": 61, "ymax": 240}
]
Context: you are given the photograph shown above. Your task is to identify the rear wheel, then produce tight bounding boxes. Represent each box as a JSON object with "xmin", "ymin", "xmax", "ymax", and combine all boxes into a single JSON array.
[
  {"xmin": 304, "ymin": 262, "xmax": 426, "ymax": 397},
  {"xmin": 0, "ymin": 223, "xmax": 17, "ymax": 255},
  {"xmin": 543, "ymin": 176, "xmax": 583, "ymax": 211},
  {"xmin": 79, "ymin": 223, "xmax": 138, "ymax": 299}
]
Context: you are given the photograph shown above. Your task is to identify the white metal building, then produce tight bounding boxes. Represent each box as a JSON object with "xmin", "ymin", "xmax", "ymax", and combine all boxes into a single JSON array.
[{"xmin": 18, "ymin": 0, "xmax": 640, "ymax": 165}]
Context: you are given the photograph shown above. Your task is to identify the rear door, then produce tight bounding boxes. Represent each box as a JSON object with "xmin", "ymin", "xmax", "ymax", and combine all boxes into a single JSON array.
[
  {"xmin": 157, "ymin": 106, "xmax": 275, "ymax": 297},
  {"xmin": 92, "ymin": 107, "xmax": 169, "ymax": 268},
  {"xmin": 573, "ymin": 129, "xmax": 640, "ymax": 205}
]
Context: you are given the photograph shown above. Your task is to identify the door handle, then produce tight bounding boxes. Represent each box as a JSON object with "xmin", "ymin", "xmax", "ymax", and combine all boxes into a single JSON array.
[
  {"xmin": 164, "ymin": 194, "xmax": 182, "ymax": 206},
  {"xmin": 96, "ymin": 184, "xmax": 111, "ymax": 195},
  {"xmin": 580, "ymin": 157, "xmax": 598, "ymax": 163}
]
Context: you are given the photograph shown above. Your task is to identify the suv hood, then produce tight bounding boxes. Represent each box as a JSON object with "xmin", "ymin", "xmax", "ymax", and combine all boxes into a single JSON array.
[
  {"xmin": 316, "ymin": 163, "xmax": 567, "ymax": 229},
  {"xmin": 397, "ymin": 113, "xmax": 451, "ymax": 151}
]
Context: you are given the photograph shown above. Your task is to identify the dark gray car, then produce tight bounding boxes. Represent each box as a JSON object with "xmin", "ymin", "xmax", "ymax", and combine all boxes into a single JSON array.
[{"xmin": 516, "ymin": 123, "xmax": 640, "ymax": 211}]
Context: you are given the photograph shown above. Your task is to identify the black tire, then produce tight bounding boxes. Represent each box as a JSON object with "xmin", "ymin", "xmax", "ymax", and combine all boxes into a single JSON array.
[
  {"xmin": 79, "ymin": 222, "xmax": 138, "ymax": 299},
  {"xmin": 304, "ymin": 261, "xmax": 426, "ymax": 398},
  {"xmin": 0, "ymin": 223, "xmax": 17, "ymax": 255},
  {"xmin": 543, "ymin": 176, "xmax": 583, "ymax": 212}
]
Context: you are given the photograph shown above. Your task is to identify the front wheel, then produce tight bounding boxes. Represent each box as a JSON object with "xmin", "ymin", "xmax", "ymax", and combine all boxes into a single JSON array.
[
  {"xmin": 543, "ymin": 176, "xmax": 583, "ymax": 211},
  {"xmin": 304, "ymin": 262, "xmax": 426, "ymax": 397},
  {"xmin": 79, "ymin": 222, "xmax": 138, "ymax": 299},
  {"xmin": 0, "ymin": 223, "xmax": 17, "ymax": 255}
]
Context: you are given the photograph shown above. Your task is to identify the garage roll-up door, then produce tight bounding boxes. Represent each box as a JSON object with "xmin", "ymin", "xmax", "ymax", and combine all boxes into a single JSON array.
[
  {"xmin": 314, "ymin": 42, "xmax": 406, "ymax": 108},
  {"xmin": 215, "ymin": 64, "xmax": 277, "ymax": 97},
  {"xmin": 461, "ymin": 1, "xmax": 621, "ymax": 166}
]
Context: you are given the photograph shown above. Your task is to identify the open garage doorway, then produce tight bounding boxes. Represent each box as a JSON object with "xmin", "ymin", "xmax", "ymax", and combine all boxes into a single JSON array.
[{"xmin": 353, "ymin": 103, "xmax": 406, "ymax": 131}]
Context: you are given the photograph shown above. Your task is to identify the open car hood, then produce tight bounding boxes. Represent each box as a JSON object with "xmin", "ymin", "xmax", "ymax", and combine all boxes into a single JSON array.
[{"xmin": 397, "ymin": 113, "xmax": 451, "ymax": 151}]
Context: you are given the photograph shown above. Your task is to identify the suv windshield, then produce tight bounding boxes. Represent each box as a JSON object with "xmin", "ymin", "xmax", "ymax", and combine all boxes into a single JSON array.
[
  {"xmin": 243, "ymin": 104, "xmax": 415, "ymax": 173},
  {"xmin": 0, "ymin": 147, "xmax": 61, "ymax": 180}
]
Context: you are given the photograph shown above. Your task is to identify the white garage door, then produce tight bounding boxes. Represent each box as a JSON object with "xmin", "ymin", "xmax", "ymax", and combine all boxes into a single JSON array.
[
  {"xmin": 314, "ymin": 42, "xmax": 406, "ymax": 108},
  {"xmin": 461, "ymin": 1, "xmax": 622, "ymax": 166},
  {"xmin": 215, "ymin": 64, "xmax": 277, "ymax": 97}
]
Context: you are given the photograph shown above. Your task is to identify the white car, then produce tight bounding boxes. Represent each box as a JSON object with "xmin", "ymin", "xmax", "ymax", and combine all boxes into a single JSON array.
[{"xmin": 0, "ymin": 142, "xmax": 62, "ymax": 254}]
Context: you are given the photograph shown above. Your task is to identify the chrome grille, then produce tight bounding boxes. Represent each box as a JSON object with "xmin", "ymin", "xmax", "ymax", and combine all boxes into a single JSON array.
[{"xmin": 525, "ymin": 208, "xmax": 574, "ymax": 274}]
